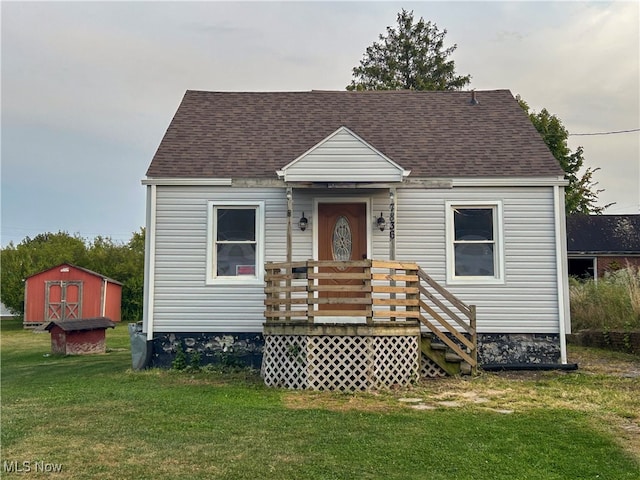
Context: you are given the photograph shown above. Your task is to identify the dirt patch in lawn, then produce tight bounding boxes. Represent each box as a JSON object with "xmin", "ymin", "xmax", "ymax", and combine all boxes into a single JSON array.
[{"xmin": 282, "ymin": 346, "xmax": 640, "ymax": 461}]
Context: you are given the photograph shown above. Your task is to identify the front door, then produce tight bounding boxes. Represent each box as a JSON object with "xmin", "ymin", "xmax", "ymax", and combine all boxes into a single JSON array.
[
  {"xmin": 45, "ymin": 281, "xmax": 83, "ymax": 321},
  {"xmin": 317, "ymin": 203, "xmax": 367, "ymax": 311}
]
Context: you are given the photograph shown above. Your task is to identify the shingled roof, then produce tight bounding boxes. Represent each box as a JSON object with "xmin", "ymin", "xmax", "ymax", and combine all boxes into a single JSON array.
[
  {"xmin": 42, "ymin": 318, "xmax": 116, "ymax": 332},
  {"xmin": 146, "ymin": 89, "xmax": 563, "ymax": 179},
  {"xmin": 567, "ymin": 214, "xmax": 640, "ymax": 254}
]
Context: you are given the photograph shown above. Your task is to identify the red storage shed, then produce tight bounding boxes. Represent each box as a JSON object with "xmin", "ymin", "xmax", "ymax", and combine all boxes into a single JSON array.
[{"xmin": 24, "ymin": 263, "xmax": 122, "ymax": 328}]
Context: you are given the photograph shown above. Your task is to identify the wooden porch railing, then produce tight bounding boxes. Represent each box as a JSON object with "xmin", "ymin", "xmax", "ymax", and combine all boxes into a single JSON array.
[{"xmin": 264, "ymin": 260, "xmax": 477, "ymax": 373}]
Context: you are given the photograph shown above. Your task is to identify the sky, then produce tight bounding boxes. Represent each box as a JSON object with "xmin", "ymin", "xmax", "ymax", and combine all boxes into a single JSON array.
[{"xmin": 1, "ymin": 1, "xmax": 639, "ymax": 247}]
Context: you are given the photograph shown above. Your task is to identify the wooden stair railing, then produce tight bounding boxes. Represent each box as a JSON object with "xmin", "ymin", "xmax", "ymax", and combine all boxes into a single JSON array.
[
  {"xmin": 416, "ymin": 268, "xmax": 477, "ymax": 374},
  {"xmin": 264, "ymin": 260, "xmax": 477, "ymax": 375}
]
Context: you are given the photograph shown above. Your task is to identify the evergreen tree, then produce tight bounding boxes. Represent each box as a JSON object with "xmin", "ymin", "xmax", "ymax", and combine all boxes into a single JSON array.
[{"xmin": 347, "ymin": 9, "xmax": 471, "ymax": 91}]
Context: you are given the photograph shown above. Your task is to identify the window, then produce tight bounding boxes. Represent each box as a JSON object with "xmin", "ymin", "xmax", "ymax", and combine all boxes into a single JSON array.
[
  {"xmin": 446, "ymin": 202, "xmax": 503, "ymax": 284},
  {"xmin": 207, "ymin": 202, "xmax": 264, "ymax": 284}
]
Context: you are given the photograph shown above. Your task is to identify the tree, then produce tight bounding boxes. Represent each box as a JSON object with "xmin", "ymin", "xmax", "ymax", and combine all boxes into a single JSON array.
[
  {"xmin": 347, "ymin": 9, "xmax": 471, "ymax": 91},
  {"xmin": 0, "ymin": 229, "xmax": 145, "ymax": 321},
  {"xmin": 84, "ymin": 228, "xmax": 146, "ymax": 321},
  {"xmin": 518, "ymin": 97, "xmax": 610, "ymax": 214},
  {"xmin": 0, "ymin": 232, "xmax": 89, "ymax": 315}
]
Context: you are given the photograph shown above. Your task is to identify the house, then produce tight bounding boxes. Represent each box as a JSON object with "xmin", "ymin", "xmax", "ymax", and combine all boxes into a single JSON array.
[
  {"xmin": 142, "ymin": 89, "xmax": 570, "ymax": 387},
  {"xmin": 24, "ymin": 263, "xmax": 122, "ymax": 328},
  {"xmin": 43, "ymin": 317, "xmax": 116, "ymax": 355},
  {"xmin": 1, "ymin": 302, "xmax": 17, "ymax": 320},
  {"xmin": 567, "ymin": 214, "xmax": 640, "ymax": 279}
]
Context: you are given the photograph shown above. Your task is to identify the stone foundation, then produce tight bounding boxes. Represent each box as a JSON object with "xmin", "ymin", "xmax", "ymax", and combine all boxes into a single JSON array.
[
  {"xmin": 148, "ymin": 331, "xmax": 563, "ymax": 370},
  {"xmin": 150, "ymin": 332, "xmax": 264, "ymax": 369},
  {"xmin": 477, "ymin": 333, "xmax": 561, "ymax": 365}
]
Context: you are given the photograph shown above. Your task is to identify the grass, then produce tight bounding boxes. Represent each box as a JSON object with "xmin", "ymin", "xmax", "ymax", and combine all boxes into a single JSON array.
[
  {"xmin": 2, "ymin": 318, "xmax": 639, "ymax": 479},
  {"xmin": 570, "ymin": 265, "xmax": 640, "ymax": 330}
]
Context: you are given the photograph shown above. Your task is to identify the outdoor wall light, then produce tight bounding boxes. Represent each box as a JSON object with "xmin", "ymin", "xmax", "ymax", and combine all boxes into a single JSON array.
[
  {"xmin": 377, "ymin": 213, "xmax": 386, "ymax": 232},
  {"xmin": 298, "ymin": 213, "xmax": 308, "ymax": 231}
]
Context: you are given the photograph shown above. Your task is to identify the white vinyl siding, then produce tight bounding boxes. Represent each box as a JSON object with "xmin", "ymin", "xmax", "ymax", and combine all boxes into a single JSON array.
[
  {"xmin": 148, "ymin": 184, "xmax": 561, "ymax": 336},
  {"xmin": 396, "ymin": 187, "xmax": 560, "ymax": 334},
  {"xmin": 151, "ymin": 187, "xmax": 287, "ymax": 333},
  {"xmin": 281, "ymin": 128, "xmax": 405, "ymax": 182}
]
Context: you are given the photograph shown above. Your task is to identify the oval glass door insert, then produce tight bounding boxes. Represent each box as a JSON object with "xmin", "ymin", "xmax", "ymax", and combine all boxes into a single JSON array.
[{"xmin": 332, "ymin": 216, "xmax": 352, "ymax": 263}]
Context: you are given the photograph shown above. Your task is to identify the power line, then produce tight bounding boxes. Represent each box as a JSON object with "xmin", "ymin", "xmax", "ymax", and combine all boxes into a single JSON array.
[{"xmin": 570, "ymin": 128, "xmax": 640, "ymax": 136}]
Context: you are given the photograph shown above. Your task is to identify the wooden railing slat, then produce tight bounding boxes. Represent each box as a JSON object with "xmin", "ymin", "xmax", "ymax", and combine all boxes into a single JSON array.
[
  {"xmin": 372, "ymin": 286, "xmax": 419, "ymax": 294},
  {"xmin": 371, "ymin": 260, "xmax": 419, "ymax": 270},
  {"xmin": 311, "ymin": 310, "xmax": 372, "ymax": 317},
  {"xmin": 309, "ymin": 285, "xmax": 371, "ymax": 292},
  {"xmin": 307, "ymin": 260, "xmax": 371, "ymax": 268},
  {"xmin": 373, "ymin": 298, "xmax": 417, "ymax": 306},
  {"xmin": 265, "ymin": 286, "xmax": 307, "ymax": 293},
  {"xmin": 418, "ymin": 285, "xmax": 474, "ymax": 333},
  {"xmin": 419, "ymin": 300, "xmax": 475, "ymax": 350},
  {"xmin": 417, "ymin": 270, "xmax": 472, "ymax": 317},
  {"xmin": 419, "ymin": 315, "xmax": 476, "ymax": 366},
  {"xmin": 308, "ymin": 272, "xmax": 371, "ymax": 280},
  {"xmin": 372, "ymin": 310, "xmax": 420, "ymax": 319},
  {"xmin": 264, "ymin": 311, "xmax": 309, "ymax": 318},
  {"xmin": 265, "ymin": 298, "xmax": 307, "ymax": 305},
  {"xmin": 371, "ymin": 273, "xmax": 419, "ymax": 282}
]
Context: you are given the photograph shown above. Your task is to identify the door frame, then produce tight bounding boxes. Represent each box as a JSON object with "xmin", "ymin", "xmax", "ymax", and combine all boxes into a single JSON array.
[{"xmin": 312, "ymin": 196, "xmax": 372, "ymax": 261}]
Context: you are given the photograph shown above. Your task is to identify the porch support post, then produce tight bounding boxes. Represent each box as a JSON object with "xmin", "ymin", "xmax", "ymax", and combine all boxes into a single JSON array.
[
  {"xmin": 286, "ymin": 186, "xmax": 293, "ymax": 311},
  {"xmin": 286, "ymin": 186, "xmax": 293, "ymax": 264},
  {"xmin": 389, "ymin": 187, "xmax": 397, "ymax": 314},
  {"xmin": 389, "ymin": 187, "xmax": 397, "ymax": 261}
]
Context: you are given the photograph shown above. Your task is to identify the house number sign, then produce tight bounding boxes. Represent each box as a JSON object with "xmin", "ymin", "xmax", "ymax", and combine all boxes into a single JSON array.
[{"xmin": 389, "ymin": 200, "xmax": 395, "ymax": 240}]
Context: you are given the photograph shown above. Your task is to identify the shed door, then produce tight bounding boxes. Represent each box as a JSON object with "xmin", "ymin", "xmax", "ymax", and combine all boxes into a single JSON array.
[
  {"xmin": 317, "ymin": 203, "xmax": 367, "ymax": 311},
  {"xmin": 46, "ymin": 281, "xmax": 83, "ymax": 320}
]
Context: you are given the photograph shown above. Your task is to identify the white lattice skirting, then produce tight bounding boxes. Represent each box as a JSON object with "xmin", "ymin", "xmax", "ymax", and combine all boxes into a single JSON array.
[{"xmin": 262, "ymin": 333, "xmax": 421, "ymax": 390}]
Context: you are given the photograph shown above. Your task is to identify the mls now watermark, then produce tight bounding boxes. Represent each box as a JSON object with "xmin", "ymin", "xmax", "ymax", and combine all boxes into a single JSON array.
[{"xmin": 3, "ymin": 460, "xmax": 63, "ymax": 474}]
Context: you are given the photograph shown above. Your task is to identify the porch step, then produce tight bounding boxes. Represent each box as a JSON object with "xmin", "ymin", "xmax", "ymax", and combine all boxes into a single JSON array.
[{"xmin": 420, "ymin": 335, "xmax": 472, "ymax": 377}]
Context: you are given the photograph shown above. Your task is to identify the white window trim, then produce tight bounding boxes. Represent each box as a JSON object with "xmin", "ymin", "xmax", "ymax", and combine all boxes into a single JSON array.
[
  {"xmin": 206, "ymin": 201, "xmax": 265, "ymax": 285},
  {"xmin": 445, "ymin": 201, "xmax": 505, "ymax": 285}
]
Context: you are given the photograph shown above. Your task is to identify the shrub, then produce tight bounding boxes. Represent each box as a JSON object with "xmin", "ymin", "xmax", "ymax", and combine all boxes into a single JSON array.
[{"xmin": 570, "ymin": 265, "xmax": 640, "ymax": 331}]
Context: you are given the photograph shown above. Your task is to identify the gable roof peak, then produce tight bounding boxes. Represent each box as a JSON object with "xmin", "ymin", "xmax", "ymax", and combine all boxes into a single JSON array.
[{"xmin": 278, "ymin": 126, "xmax": 409, "ymax": 183}]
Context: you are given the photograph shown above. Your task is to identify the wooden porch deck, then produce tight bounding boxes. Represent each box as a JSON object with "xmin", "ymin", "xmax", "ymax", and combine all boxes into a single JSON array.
[{"xmin": 263, "ymin": 260, "xmax": 477, "ymax": 385}]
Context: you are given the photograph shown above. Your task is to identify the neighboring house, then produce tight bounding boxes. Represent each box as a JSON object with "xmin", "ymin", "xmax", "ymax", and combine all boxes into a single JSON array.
[
  {"xmin": 24, "ymin": 263, "xmax": 122, "ymax": 328},
  {"xmin": 1, "ymin": 302, "xmax": 17, "ymax": 320},
  {"xmin": 142, "ymin": 89, "xmax": 571, "ymax": 382},
  {"xmin": 567, "ymin": 214, "xmax": 640, "ymax": 279}
]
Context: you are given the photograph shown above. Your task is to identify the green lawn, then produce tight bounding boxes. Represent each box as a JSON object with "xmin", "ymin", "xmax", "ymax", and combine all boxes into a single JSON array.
[{"xmin": 1, "ymin": 318, "xmax": 638, "ymax": 479}]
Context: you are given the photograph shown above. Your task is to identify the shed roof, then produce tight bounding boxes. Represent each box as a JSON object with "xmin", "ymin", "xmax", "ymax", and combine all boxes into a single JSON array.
[
  {"xmin": 567, "ymin": 214, "xmax": 640, "ymax": 254},
  {"xmin": 26, "ymin": 263, "xmax": 123, "ymax": 286},
  {"xmin": 146, "ymin": 89, "xmax": 563, "ymax": 179},
  {"xmin": 43, "ymin": 317, "xmax": 116, "ymax": 332}
]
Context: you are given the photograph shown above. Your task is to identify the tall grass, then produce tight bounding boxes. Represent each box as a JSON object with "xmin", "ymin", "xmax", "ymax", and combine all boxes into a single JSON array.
[{"xmin": 570, "ymin": 265, "xmax": 640, "ymax": 330}]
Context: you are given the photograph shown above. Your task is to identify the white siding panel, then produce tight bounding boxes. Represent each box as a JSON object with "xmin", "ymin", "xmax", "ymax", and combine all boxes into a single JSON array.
[
  {"xmin": 396, "ymin": 187, "xmax": 560, "ymax": 334},
  {"xmin": 151, "ymin": 185, "xmax": 561, "ymax": 336},
  {"xmin": 152, "ymin": 186, "xmax": 287, "ymax": 333},
  {"xmin": 284, "ymin": 130, "xmax": 404, "ymax": 182}
]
